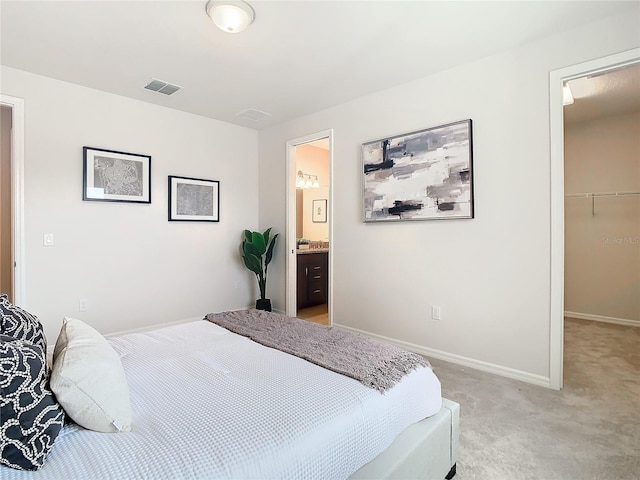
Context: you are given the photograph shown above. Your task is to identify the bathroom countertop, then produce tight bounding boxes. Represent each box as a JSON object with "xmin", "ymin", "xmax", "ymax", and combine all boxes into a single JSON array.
[{"xmin": 296, "ymin": 248, "xmax": 329, "ymax": 255}]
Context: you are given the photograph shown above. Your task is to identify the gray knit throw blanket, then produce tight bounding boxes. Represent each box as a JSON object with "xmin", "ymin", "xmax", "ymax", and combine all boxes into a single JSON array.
[{"xmin": 205, "ymin": 309, "xmax": 430, "ymax": 393}]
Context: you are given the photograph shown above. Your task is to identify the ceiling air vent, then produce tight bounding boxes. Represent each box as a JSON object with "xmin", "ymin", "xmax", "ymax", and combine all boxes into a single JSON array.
[
  {"xmin": 236, "ymin": 108, "xmax": 272, "ymax": 122},
  {"xmin": 144, "ymin": 78, "xmax": 181, "ymax": 96}
]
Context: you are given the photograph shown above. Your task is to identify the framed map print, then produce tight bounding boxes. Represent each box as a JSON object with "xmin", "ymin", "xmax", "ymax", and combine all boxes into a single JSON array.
[
  {"xmin": 83, "ymin": 146, "xmax": 151, "ymax": 203},
  {"xmin": 168, "ymin": 175, "xmax": 220, "ymax": 222}
]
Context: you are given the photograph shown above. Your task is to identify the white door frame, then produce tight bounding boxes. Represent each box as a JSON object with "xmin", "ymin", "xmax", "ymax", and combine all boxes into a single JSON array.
[
  {"xmin": 548, "ymin": 48, "xmax": 640, "ymax": 390},
  {"xmin": 0, "ymin": 94, "xmax": 26, "ymax": 306},
  {"xmin": 285, "ymin": 129, "xmax": 334, "ymax": 321}
]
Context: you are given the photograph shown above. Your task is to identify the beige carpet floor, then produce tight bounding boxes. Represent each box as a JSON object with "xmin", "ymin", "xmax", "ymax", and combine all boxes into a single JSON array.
[{"xmin": 429, "ymin": 318, "xmax": 639, "ymax": 480}]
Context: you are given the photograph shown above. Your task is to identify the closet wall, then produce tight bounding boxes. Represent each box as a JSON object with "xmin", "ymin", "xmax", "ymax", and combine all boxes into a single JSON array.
[{"xmin": 564, "ymin": 111, "xmax": 640, "ymax": 323}]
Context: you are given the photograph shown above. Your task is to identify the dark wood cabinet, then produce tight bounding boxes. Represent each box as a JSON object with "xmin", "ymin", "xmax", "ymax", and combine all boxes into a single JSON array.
[{"xmin": 296, "ymin": 252, "xmax": 328, "ymax": 309}]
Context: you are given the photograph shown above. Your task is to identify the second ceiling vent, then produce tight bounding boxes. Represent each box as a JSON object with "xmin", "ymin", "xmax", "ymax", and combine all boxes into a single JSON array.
[
  {"xmin": 235, "ymin": 108, "xmax": 272, "ymax": 121},
  {"xmin": 144, "ymin": 78, "xmax": 181, "ymax": 96}
]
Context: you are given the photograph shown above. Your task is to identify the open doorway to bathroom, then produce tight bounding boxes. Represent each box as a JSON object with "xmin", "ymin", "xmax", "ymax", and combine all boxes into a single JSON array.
[
  {"xmin": 0, "ymin": 94, "xmax": 25, "ymax": 306},
  {"xmin": 285, "ymin": 130, "xmax": 333, "ymax": 326},
  {"xmin": 0, "ymin": 104, "xmax": 13, "ymax": 301}
]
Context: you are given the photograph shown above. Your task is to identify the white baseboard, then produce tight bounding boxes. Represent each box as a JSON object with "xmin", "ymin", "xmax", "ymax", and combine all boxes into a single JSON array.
[
  {"xmin": 47, "ymin": 307, "xmax": 255, "ymax": 360},
  {"xmin": 105, "ymin": 305, "xmax": 255, "ymax": 338},
  {"xmin": 47, "ymin": 317, "xmax": 203, "ymax": 365},
  {"xmin": 46, "ymin": 319, "xmax": 201, "ymax": 366},
  {"xmin": 334, "ymin": 323, "xmax": 552, "ymax": 389},
  {"xmin": 47, "ymin": 315, "xmax": 204, "ymax": 367},
  {"xmin": 565, "ymin": 311, "xmax": 640, "ymax": 328}
]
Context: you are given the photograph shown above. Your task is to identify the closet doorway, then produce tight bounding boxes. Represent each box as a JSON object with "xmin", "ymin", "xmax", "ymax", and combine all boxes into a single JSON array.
[
  {"xmin": 549, "ymin": 48, "xmax": 640, "ymax": 389},
  {"xmin": 561, "ymin": 63, "xmax": 639, "ymax": 406},
  {"xmin": 0, "ymin": 94, "xmax": 25, "ymax": 306},
  {"xmin": 285, "ymin": 130, "xmax": 333, "ymax": 326},
  {"xmin": 563, "ymin": 64, "xmax": 640, "ymax": 328}
]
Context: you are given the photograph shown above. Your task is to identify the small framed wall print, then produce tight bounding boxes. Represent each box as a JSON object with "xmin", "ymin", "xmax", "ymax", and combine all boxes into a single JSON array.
[
  {"xmin": 83, "ymin": 147, "xmax": 151, "ymax": 203},
  {"xmin": 168, "ymin": 175, "xmax": 220, "ymax": 222},
  {"xmin": 312, "ymin": 199, "xmax": 327, "ymax": 223}
]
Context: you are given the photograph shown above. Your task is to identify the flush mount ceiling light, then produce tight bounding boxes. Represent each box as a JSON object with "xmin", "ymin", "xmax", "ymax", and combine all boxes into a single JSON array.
[{"xmin": 206, "ymin": 0, "xmax": 255, "ymax": 33}]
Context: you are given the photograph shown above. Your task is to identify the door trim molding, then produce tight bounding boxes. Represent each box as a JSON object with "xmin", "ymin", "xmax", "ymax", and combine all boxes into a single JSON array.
[
  {"xmin": 548, "ymin": 48, "xmax": 640, "ymax": 390},
  {"xmin": 0, "ymin": 94, "xmax": 25, "ymax": 306},
  {"xmin": 285, "ymin": 130, "xmax": 334, "ymax": 322}
]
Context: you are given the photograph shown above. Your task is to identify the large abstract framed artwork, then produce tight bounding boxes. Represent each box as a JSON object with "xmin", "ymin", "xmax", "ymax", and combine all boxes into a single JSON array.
[
  {"xmin": 362, "ymin": 119, "xmax": 473, "ymax": 222},
  {"xmin": 83, "ymin": 147, "xmax": 151, "ymax": 203},
  {"xmin": 168, "ymin": 175, "xmax": 220, "ymax": 222}
]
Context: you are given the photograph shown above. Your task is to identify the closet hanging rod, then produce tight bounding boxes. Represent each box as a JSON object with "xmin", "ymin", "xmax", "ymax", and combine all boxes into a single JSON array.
[{"xmin": 564, "ymin": 191, "xmax": 640, "ymax": 198}]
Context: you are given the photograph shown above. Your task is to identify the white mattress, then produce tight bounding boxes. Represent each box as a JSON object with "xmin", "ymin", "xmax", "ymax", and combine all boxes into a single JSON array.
[{"xmin": 4, "ymin": 320, "xmax": 442, "ymax": 479}]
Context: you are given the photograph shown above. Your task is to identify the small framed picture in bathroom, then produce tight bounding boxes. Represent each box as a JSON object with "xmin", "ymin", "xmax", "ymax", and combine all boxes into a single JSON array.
[{"xmin": 312, "ymin": 199, "xmax": 327, "ymax": 223}]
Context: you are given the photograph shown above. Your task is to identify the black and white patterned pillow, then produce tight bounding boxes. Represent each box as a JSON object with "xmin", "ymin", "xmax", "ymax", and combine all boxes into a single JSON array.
[
  {"xmin": 0, "ymin": 334, "xmax": 65, "ymax": 471},
  {"xmin": 0, "ymin": 294, "xmax": 47, "ymax": 353}
]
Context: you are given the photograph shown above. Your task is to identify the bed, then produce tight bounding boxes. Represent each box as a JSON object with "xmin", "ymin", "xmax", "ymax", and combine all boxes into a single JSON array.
[{"xmin": 1, "ymin": 307, "xmax": 459, "ymax": 480}]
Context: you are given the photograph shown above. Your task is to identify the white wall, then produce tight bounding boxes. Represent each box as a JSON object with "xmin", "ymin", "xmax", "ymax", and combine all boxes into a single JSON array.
[
  {"xmin": 564, "ymin": 112, "xmax": 640, "ymax": 322},
  {"xmin": 295, "ymin": 144, "xmax": 330, "ymax": 188},
  {"xmin": 0, "ymin": 66, "xmax": 259, "ymax": 343},
  {"xmin": 295, "ymin": 143, "xmax": 330, "ymax": 241},
  {"xmin": 258, "ymin": 9, "xmax": 640, "ymax": 384}
]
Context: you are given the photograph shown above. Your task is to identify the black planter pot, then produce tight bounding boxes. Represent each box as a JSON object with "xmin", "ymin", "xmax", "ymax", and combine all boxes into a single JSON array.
[{"xmin": 255, "ymin": 299, "xmax": 272, "ymax": 311}]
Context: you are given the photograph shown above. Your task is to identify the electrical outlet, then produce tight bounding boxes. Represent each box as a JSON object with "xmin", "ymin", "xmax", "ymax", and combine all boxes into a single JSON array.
[
  {"xmin": 234, "ymin": 280, "xmax": 241, "ymax": 290},
  {"xmin": 79, "ymin": 299, "xmax": 89, "ymax": 312},
  {"xmin": 43, "ymin": 234, "xmax": 54, "ymax": 246},
  {"xmin": 431, "ymin": 305, "xmax": 441, "ymax": 321}
]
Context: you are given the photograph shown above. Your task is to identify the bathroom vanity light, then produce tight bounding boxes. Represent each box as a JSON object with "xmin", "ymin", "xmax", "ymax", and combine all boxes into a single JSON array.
[{"xmin": 296, "ymin": 171, "xmax": 319, "ymax": 189}]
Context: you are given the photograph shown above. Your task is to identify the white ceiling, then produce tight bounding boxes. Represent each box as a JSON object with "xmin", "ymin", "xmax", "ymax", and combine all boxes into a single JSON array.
[
  {"xmin": 1, "ymin": 1, "xmax": 638, "ymax": 129},
  {"xmin": 565, "ymin": 63, "xmax": 640, "ymax": 124}
]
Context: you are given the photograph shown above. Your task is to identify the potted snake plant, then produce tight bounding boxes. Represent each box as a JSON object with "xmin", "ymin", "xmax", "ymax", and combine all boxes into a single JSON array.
[{"xmin": 241, "ymin": 228, "xmax": 279, "ymax": 311}]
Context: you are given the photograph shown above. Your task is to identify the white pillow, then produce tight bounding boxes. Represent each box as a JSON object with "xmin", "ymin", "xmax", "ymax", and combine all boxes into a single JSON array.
[{"xmin": 50, "ymin": 317, "xmax": 132, "ymax": 433}]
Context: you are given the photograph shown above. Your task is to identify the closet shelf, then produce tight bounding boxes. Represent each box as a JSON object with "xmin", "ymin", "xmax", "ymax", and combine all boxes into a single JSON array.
[
  {"xmin": 564, "ymin": 191, "xmax": 640, "ymax": 198},
  {"xmin": 564, "ymin": 191, "xmax": 639, "ymax": 216}
]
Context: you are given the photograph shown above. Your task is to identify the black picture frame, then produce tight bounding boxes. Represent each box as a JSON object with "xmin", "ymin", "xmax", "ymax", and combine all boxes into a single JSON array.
[
  {"xmin": 168, "ymin": 175, "xmax": 220, "ymax": 222},
  {"xmin": 83, "ymin": 146, "xmax": 151, "ymax": 203}
]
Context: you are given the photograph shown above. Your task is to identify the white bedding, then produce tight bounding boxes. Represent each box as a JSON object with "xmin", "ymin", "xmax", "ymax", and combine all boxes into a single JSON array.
[{"xmin": 4, "ymin": 320, "xmax": 442, "ymax": 479}]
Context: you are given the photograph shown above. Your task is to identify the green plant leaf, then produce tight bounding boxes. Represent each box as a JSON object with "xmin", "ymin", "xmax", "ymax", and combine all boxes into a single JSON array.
[
  {"xmin": 243, "ymin": 230, "xmax": 252, "ymax": 242},
  {"xmin": 243, "ymin": 240, "xmax": 261, "ymax": 259},
  {"xmin": 242, "ymin": 252, "xmax": 262, "ymax": 275},
  {"xmin": 251, "ymin": 232, "xmax": 266, "ymax": 255},
  {"xmin": 265, "ymin": 233, "xmax": 279, "ymax": 267},
  {"xmin": 262, "ymin": 227, "xmax": 272, "ymax": 248}
]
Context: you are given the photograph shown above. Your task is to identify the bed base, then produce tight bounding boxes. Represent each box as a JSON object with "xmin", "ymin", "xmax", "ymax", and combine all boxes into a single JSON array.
[
  {"xmin": 350, "ymin": 398, "xmax": 459, "ymax": 479},
  {"xmin": 445, "ymin": 463, "xmax": 457, "ymax": 479}
]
